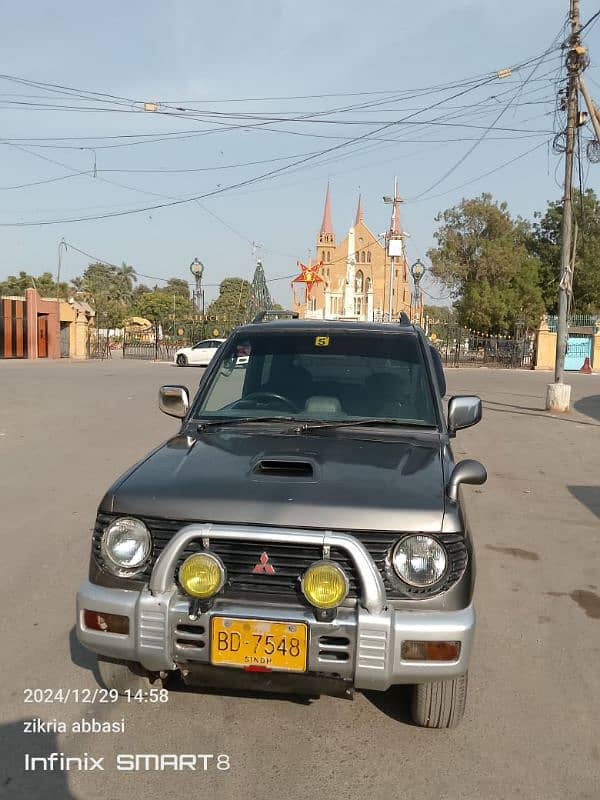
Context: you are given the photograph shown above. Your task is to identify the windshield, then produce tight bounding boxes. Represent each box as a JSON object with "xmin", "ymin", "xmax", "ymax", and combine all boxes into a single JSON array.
[{"xmin": 191, "ymin": 330, "xmax": 438, "ymax": 427}]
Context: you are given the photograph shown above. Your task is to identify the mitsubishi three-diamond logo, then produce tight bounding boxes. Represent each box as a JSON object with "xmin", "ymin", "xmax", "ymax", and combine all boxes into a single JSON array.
[{"xmin": 252, "ymin": 551, "xmax": 276, "ymax": 574}]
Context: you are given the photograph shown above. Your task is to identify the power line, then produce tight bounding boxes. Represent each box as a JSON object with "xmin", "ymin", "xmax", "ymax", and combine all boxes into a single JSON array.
[
  {"xmin": 407, "ymin": 140, "xmax": 549, "ymax": 203},
  {"xmin": 0, "ymin": 73, "xmax": 503, "ymax": 226},
  {"xmin": 0, "ymin": 45, "xmax": 564, "ymax": 227},
  {"xmin": 580, "ymin": 8, "xmax": 600, "ymax": 33},
  {"xmin": 410, "ymin": 40, "xmax": 561, "ymax": 200}
]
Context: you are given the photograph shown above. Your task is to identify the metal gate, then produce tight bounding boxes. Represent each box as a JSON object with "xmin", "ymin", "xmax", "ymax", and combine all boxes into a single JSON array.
[
  {"xmin": 122, "ymin": 329, "xmax": 186, "ymax": 362},
  {"xmin": 0, "ymin": 298, "xmax": 27, "ymax": 358},
  {"xmin": 564, "ymin": 335, "xmax": 592, "ymax": 371},
  {"xmin": 60, "ymin": 322, "xmax": 70, "ymax": 358},
  {"xmin": 86, "ymin": 331, "xmax": 111, "ymax": 359}
]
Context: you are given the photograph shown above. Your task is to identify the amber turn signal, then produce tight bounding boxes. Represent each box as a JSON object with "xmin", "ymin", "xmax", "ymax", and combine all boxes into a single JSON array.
[
  {"xmin": 83, "ymin": 610, "xmax": 130, "ymax": 635},
  {"xmin": 401, "ymin": 640, "xmax": 461, "ymax": 661}
]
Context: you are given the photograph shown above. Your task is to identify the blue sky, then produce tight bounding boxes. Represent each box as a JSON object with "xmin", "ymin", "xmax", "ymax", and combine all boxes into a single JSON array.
[{"xmin": 0, "ymin": 0, "xmax": 599, "ymax": 306}]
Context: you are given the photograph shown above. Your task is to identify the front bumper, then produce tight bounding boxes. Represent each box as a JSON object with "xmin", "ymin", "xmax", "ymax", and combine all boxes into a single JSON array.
[{"xmin": 77, "ymin": 523, "xmax": 475, "ymax": 691}]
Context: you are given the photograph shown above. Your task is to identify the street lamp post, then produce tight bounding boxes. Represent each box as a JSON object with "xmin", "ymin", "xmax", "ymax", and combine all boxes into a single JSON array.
[
  {"xmin": 410, "ymin": 259, "xmax": 425, "ymax": 325},
  {"xmin": 189, "ymin": 257, "xmax": 205, "ymax": 336}
]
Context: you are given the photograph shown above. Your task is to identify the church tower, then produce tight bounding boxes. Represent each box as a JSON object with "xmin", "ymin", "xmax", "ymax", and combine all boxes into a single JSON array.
[{"xmin": 316, "ymin": 183, "xmax": 335, "ymax": 266}]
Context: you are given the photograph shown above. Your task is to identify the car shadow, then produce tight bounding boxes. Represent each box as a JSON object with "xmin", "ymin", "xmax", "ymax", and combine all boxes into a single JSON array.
[
  {"xmin": 169, "ymin": 676, "xmax": 317, "ymax": 705},
  {"xmin": 68, "ymin": 626, "xmax": 102, "ymax": 686},
  {"xmin": 0, "ymin": 721, "xmax": 80, "ymax": 799},
  {"xmin": 362, "ymin": 685, "xmax": 416, "ymax": 725},
  {"xmin": 567, "ymin": 486, "xmax": 600, "ymax": 519},
  {"xmin": 484, "ymin": 399, "xmax": 600, "ymax": 426},
  {"xmin": 573, "ymin": 394, "xmax": 600, "ymax": 423}
]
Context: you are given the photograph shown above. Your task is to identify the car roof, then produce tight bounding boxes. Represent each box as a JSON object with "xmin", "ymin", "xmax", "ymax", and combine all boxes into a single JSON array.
[{"xmin": 233, "ymin": 319, "xmax": 421, "ymax": 336}]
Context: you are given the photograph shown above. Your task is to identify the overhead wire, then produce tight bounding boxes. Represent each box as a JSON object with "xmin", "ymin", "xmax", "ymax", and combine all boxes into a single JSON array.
[
  {"xmin": 0, "ymin": 44, "xmax": 565, "ymax": 227},
  {"xmin": 408, "ymin": 38, "xmax": 563, "ymax": 201},
  {"xmin": 0, "ymin": 72, "xmax": 505, "ymax": 226}
]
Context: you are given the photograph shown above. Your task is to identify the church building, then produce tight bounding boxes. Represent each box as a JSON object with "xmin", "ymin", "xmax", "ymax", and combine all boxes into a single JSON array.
[{"xmin": 293, "ymin": 185, "xmax": 415, "ymax": 322}]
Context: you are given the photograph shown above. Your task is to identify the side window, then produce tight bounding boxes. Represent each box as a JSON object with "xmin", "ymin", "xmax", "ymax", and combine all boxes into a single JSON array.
[{"xmin": 193, "ymin": 340, "xmax": 208, "ymax": 350}]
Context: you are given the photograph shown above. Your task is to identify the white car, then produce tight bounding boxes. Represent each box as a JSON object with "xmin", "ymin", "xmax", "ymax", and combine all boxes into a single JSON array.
[{"xmin": 175, "ymin": 338, "xmax": 225, "ymax": 367}]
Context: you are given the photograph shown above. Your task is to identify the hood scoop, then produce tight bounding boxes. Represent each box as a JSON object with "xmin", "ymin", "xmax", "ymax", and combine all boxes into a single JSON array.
[{"xmin": 252, "ymin": 458, "xmax": 316, "ymax": 480}]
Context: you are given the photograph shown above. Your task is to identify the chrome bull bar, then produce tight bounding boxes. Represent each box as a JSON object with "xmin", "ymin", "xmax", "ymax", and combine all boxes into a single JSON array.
[{"xmin": 150, "ymin": 523, "xmax": 387, "ymax": 615}]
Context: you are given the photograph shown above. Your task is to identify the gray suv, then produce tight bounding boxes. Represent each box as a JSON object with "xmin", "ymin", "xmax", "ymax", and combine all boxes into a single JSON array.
[{"xmin": 76, "ymin": 316, "xmax": 486, "ymax": 728}]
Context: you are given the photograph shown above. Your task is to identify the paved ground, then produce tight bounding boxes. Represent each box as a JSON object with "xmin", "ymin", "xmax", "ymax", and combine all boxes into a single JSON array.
[{"xmin": 0, "ymin": 358, "xmax": 598, "ymax": 800}]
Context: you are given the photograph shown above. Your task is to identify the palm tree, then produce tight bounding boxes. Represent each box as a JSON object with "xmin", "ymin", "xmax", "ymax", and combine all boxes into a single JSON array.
[{"xmin": 118, "ymin": 263, "xmax": 136, "ymax": 292}]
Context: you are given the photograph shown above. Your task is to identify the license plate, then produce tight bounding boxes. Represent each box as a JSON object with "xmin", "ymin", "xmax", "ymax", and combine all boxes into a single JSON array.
[{"xmin": 210, "ymin": 617, "xmax": 307, "ymax": 672}]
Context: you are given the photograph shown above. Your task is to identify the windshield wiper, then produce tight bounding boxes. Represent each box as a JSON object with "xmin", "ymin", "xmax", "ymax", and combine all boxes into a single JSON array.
[
  {"xmin": 287, "ymin": 419, "xmax": 437, "ymax": 434},
  {"xmin": 196, "ymin": 416, "xmax": 299, "ymax": 432}
]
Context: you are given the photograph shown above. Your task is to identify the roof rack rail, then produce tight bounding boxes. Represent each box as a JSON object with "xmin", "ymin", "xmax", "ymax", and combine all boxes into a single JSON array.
[{"xmin": 252, "ymin": 309, "xmax": 299, "ymax": 323}]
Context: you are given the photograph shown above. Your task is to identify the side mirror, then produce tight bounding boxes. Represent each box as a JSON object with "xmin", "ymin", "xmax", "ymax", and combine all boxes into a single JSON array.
[
  {"xmin": 159, "ymin": 385, "xmax": 190, "ymax": 418},
  {"xmin": 447, "ymin": 459, "xmax": 487, "ymax": 502},
  {"xmin": 448, "ymin": 395, "xmax": 482, "ymax": 435}
]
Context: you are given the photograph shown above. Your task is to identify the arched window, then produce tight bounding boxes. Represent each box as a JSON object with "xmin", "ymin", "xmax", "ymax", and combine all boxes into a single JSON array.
[
  {"xmin": 360, "ymin": 251, "xmax": 366, "ymax": 263},
  {"xmin": 355, "ymin": 270, "xmax": 364, "ymax": 293},
  {"xmin": 326, "ymin": 251, "xmax": 331, "ymax": 262},
  {"xmin": 366, "ymin": 251, "xmax": 371, "ymax": 263},
  {"xmin": 321, "ymin": 250, "xmax": 326, "ymax": 262},
  {"xmin": 365, "ymin": 277, "xmax": 372, "ymax": 293}
]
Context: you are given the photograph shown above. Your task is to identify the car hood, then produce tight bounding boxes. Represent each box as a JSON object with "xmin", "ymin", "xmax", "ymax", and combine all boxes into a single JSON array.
[{"xmin": 105, "ymin": 429, "xmax": 447, "ymax": 532}]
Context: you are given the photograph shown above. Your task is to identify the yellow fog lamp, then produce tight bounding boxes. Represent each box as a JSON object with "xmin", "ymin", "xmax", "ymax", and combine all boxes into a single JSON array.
[
  {"xmin": 301, "ymin": 561, "xmax": 349, "ymax": 609},
  {"xmin": 179, "ymin": 553, "xmax": 225, "ymax": 599}
]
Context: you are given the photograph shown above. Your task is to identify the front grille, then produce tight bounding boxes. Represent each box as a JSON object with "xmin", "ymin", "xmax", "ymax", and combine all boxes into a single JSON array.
[{"xmin": 93, "ymin": 514, "xmax": 467, "ymax": 600}]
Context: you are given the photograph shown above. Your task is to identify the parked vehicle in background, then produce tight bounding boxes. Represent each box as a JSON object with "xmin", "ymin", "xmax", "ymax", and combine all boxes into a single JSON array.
[{"xmin": 175, "ymin": 338, "xmax": 225, "ymax": 367}]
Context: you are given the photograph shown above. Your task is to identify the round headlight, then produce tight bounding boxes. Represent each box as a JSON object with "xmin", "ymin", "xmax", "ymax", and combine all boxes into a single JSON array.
[
  {"xmin": 392, "ymin": 535, "xmax": 447, "ymax": 587},
  {"xmin": 301, "ymin": 561, "xmax": 349, "ymax": 609},
  {"xmin": 101, "ymin": 517, "xmax": 151, "ymax": 575},
  {"xmin": 179, "ymin": 553, "xmax": 225, "ymax": 599}
]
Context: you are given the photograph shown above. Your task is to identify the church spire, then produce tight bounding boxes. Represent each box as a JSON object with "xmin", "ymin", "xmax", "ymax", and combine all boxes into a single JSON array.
[
  {"xmin": 355, "ymin": 193, "xmax": 363, "ymax": 226},
  {"xmin": 320, "ymin": 183, "xmax": 333, "ymax": 236}
]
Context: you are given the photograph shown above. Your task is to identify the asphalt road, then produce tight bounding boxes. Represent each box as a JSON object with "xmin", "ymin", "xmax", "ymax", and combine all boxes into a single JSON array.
[{"xmin": 0, "ymin": 358, "xmax": 598, "ymax": 800}]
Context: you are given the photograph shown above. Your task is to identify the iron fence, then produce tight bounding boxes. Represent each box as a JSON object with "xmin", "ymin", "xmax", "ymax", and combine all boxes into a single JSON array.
[
  {"xmin": 122, "ymin": 338, "xmax": 182, "ymax": 361},
  {"xmin": 429, "ymin": 324, "xmax": 535, "ymax": 369},
  {"xmin": 86, "ymin": 332, "xmax": 111, "ymax": 359},
  {"xmin": 546, "ymin": 314, "xmax": 598, "ymax": 332}
]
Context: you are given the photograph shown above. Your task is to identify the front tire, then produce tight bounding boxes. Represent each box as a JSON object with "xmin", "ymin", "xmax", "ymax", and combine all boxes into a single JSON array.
[
  {"xmin": 176, "ymin": 354, "xmax": 188, "ymax": 367},
  {"xmin": 97, "ymin": 656, "xmax": 162, "ymax": 696},
  {"xmin": 410, "ymin": 673, "xmax": 468, "ymax": 728}
]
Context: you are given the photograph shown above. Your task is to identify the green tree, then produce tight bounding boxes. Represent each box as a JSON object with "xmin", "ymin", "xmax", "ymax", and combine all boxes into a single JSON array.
[
  {"xmin": 164, "ymin": 278, "xmax": 190, "ymax": 297},
  {"xmin": 74, "ymin": 262, "xmax": 137, "ymax": 329},
  {"xmin": 132, "ymin": 283, "xmax": 152, "ymax": 301},
  {"xmin": 0, "ymin": 270, "xmax": 69, "ymax": 299},
  {"xmin": 133, "ymin": 288, "xmax": 194, "ymax": 338},
  {"xmin": 206, "ymin": 278, "xmax": 251, "ymax": 332},
  {"xmin": 528, "ymin": 188, "xmax": 600, "ymax": 314},
  {"xmin": 427, "ymin": 193, "xmax": 545, "ymax": 332},
  {"xmin": 424, "ymin": 304, "xmax": 457, "ymax": 338}
]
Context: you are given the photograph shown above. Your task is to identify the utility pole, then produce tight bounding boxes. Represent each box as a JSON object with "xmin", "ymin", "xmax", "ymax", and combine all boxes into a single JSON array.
[
  {"xmin": 383, "ymin": 178, "xmax": 404, "ymax": 323},
  {"xmin": 547, "ymin": 0, "xmax": 581, "ymax": 412}
]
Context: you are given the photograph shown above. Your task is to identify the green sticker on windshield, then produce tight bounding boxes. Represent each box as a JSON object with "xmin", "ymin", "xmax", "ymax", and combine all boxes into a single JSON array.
[{"xmin": 315, "ymin": 336, "xmax": 330, "ymax": 347}]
